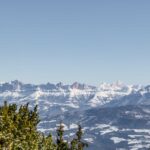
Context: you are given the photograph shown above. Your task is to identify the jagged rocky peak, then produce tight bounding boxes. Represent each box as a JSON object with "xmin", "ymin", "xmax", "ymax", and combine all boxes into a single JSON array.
[
  {"xmin": 54, "ymin": 81, "xmax": 91, "ymax": 90},
  {"xmin": 138, "ymin": 85, "xmax": 150, "ymax": 95},
  {"xmin": 39, "ymin": 82, "xmax": 56, "ymax": 90},
  {"xmin": 56, "ymin": 82, "xmax": 63, "ymax": 88},
  {"xmin": 11, "ymin": 80, "xmax": 22, "ymax": 85},
  {"xmin": 0, "ymin": 80, "xmax": 22, "ymax": 92},
  {"xmin": 11, "ymin": 80, "xmax": 22, "ymax": 89},
  {"xmin": 70, "ymin": 82, "xmax": 90, "ymax": 90},
  {"xmin": 143, "ymin": 85, "xmax": 150, "ymax": 92}
]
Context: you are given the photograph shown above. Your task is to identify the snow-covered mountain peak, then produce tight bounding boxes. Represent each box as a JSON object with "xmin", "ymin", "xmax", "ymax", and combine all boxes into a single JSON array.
[
  {"xmin": 70, "ymin": 82, "xmax": 92, "ymax": 90},
  {"xmin": 99, "ymin": 81, "xmax": 130, "ymax": 92},
  {"xmin": 71, "ymin": 82, "xmax": 82, "ymax": 89},
  {"xmin": 138, "ymin": 85, "xmax": 150, "ymax": 95},
  {"xmin": 0, "ymin": 80, "xmax": 147, "ymax": 109},
  {"xmin": 99, "ymin": 81, "xmax": 142, "ymax": 93},
  {"xmin": 88, "ymin": 82, "xmax": 142, "ymax": 107}
]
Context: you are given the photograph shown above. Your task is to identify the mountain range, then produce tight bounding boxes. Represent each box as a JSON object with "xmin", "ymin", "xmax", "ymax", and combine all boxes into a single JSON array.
[{"xmin": 0, "ymin": 80, "xmax": 150, "ymax": 150}]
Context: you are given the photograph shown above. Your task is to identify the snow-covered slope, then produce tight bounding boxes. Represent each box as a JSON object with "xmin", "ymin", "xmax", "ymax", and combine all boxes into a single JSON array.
[
  {"xmin": 0, "ymin": 80, "xmax": 145, "ymax": 117},
  {"xmin": 104, "ymin": 85, "xmax": 150, "ymax": 107},
  {"xmin": 1, "ymin": 80, "xmax": 150, "ymax": 149},
  {"xmin": 0, "ymin": 80, "xmax": 140, "ymax": 109}
]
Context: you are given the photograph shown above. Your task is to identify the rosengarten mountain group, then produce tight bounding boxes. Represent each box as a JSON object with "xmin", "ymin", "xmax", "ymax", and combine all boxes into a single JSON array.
[{"xmin": 0, "ymin": 80, "xmax": 150, "ymax": 150}]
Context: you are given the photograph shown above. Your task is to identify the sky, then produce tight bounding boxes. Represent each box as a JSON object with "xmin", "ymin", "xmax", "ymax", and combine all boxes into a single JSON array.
[{"xmin": 0, "ymin": 0, "xmax": 150, "ymax": 85}]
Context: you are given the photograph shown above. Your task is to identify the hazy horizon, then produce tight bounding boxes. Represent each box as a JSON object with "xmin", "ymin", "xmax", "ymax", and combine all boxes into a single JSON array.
[{"xmin": 0, "ymin": 79, "xmax": 146, "ymax": 87}]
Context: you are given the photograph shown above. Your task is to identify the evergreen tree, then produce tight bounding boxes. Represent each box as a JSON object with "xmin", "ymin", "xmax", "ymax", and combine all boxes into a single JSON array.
[
  {"xmin": 0, "ymin": 102, "xmax": 88, "ymax": 150},
  {"xmin": 70, "ymin": 125, "xmax": 88, "ymax": 150},
  {"xmin": 56, "ymin": 122, "xmax": 69, "ymax": 150}
]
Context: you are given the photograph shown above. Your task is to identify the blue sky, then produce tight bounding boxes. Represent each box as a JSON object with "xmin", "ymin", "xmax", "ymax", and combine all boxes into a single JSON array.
[{"xmin": 0, "ymin": 1, "xmax": 150, "ymax": 85}]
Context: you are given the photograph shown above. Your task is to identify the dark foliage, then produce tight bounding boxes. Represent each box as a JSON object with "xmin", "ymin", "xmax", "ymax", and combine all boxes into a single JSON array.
[{"xmin": 0, "ymin": 101, "xmax": 88, "ymax": 150}]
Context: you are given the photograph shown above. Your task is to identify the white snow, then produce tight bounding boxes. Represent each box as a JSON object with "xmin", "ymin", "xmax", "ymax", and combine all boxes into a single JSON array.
[
  {"xmin": 89, "ymin": 123, "xmax": 119, "ymax": 135},
  {"xmin": 88, "ymin": 82, "xmax": 139, "ymax": 107},
  {"xmin": 84, "ymin": 138, "xmax": 94, "ymax": 143},
  {"xmin": 110, "ymin": 137, "xmax": 126, "ymax": 144},
  {"xmin": 69, "ymin": 123, "xmax": 78, "ymax": 129},
  {"xmin": 0, "ymin": 91, "xmax": 20, "ymax": 98}
]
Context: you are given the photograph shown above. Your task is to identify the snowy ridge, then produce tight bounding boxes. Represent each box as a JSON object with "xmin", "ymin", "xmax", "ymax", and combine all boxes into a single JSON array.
[
  {"xmin": 0, "ymin": 80, "xmax": 140, "ymax": 106},
  {"xmin": 0, "ymin": 80, "xmax": 148, "ymax": 112},
  {"xmin": 88, "ymin": 81, "xmax": 140, "ymax": 107}
]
